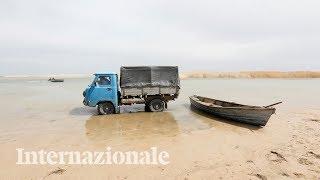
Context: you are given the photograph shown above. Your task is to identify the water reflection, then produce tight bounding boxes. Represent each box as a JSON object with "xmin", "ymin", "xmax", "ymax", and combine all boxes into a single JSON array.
[
  {"xmin": 85, "ymin": 112, "xmax": 180, "ymax": 142},
  {"xmin": 84, "ymin": 101, "xmax": 262, "ymax": 144}
]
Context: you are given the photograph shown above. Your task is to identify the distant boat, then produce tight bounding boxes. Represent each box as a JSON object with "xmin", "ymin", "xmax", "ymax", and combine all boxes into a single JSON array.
[
  {"xmin": 189, "ymin": 95, "xmax": 282, "ymax": 126},
  {"xmin": 48, "ymin": 78, "xmax": 64, "ymax": 82}
]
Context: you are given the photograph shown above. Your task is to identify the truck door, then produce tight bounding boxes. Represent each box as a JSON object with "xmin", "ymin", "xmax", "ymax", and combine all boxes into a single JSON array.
[{"xmin": 92, "ymin": 75, "xmax": 117, "ymax": 106}]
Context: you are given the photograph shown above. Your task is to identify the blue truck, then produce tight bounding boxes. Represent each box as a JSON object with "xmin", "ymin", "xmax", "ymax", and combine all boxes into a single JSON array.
[{"xmin": 83, "ymin": 66, "xmax": 180, "ymax": 115}]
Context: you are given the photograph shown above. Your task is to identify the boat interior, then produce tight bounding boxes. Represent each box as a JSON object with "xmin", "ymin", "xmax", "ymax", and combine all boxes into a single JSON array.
[{"xmin": 193, "ymin": 95, "xmax": 260, "ymax": 108}]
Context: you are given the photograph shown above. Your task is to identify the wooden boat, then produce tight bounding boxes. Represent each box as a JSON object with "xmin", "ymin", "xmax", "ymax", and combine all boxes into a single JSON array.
[
  {"xmin": 48, "ymin": 78, "xmax": 64, "ymax": 82},
  {"xmin": 189, "ymin": 95, "xmax": 282, "ymax": 126}
]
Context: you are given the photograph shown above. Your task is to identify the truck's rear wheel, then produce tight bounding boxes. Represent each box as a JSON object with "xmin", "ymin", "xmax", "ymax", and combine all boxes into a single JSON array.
[
  {"xmin": 149, "ymin": 99, "xmax": 165, "ymax": 112},
  {"xmin": 97, "ymin": 102, "xmax": 115, "ymax": 115}
]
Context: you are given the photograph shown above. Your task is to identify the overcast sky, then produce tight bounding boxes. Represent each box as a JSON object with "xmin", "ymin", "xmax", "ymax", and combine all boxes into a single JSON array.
[{"xmin": 0, "ymin": 0, "xmax": 319, "ymax": 75}]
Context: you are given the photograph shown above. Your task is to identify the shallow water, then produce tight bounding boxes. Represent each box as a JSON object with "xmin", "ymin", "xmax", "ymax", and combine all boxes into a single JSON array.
[{"xmin": 0, "ymin": 78, "xmax": 319, "ymax": 140}]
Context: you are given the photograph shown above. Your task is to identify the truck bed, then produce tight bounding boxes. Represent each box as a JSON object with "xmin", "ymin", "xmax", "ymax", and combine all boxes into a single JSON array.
[
  {"xmin": 121, "ymin": 86, "xmax": 179, "ymax": 97},
  {"xmin": 120, "ymin": 66, "xmax": 180, "ymax": 88}
]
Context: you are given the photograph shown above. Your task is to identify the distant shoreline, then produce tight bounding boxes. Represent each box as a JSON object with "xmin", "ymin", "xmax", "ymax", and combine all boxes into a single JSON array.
[
  {"xmin": 180, "ymin": 71, "xmax": 320, "ymax": 79},
  {"xmin": 1, "ymin": 71, "xmax": 320, "ymax": 79}
]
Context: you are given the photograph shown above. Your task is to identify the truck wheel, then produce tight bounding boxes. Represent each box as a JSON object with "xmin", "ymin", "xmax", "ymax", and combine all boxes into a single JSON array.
[
  {"xmin": 149, "ymin": 99, "xmax": 165, "ymax": 112},
  {"xmin": 97, "ymin": 102, "xmax": 115, "ymax": 115}
]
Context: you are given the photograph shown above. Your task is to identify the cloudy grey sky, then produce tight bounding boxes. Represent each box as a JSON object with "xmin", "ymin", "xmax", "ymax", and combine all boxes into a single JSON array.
[{"xmin": 0, "ymin": 0, "xmax": 319, "ymax": 75}]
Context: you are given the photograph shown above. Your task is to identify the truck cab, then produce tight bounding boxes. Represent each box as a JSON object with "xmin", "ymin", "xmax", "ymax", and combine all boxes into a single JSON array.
[{"xmin": 83, "ymin": 73, "xmax": 120, "ymax": 114}]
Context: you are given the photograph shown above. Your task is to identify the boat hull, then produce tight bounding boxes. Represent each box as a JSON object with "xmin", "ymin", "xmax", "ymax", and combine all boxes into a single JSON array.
[
  {"xmin": 190, "ymin": 96, "xmax": 276, "ymax": 126},
  {"xmin": 50, "ymin": 79, "xmax": 64, "ymax": 82}
]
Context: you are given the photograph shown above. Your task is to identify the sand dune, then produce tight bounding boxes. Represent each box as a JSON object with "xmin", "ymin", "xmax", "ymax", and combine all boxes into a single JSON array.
[{"xmin": 181, "ymin": 71, "xmax": 320, "ymax": 79}]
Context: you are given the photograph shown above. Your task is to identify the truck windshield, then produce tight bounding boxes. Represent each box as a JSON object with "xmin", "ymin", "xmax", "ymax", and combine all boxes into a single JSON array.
[{"xmin": 96, "ymin": 76, "xmax": 111, "ymax": 86}]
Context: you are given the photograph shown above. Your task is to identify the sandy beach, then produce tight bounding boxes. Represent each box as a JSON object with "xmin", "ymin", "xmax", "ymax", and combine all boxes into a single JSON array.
[{"xmin": 0, "ymin": 78, "xmax": 319, "ymax": 179}]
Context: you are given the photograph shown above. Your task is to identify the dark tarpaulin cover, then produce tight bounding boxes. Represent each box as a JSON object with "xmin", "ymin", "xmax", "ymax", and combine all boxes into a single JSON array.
[{"xmin": 120, "ymin": 66, "xmax": 180, "ymax": 87}]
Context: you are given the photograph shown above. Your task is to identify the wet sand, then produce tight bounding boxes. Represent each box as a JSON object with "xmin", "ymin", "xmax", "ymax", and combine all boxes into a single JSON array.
[{"xmin": 0, "ymin": 78, "xmax": 319, "ymax": 179}]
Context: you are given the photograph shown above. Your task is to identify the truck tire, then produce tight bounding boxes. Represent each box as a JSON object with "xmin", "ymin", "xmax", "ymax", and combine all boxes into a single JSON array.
[
  {"xmin": 97, "ymin": 102, "xmax": 115, "ymax": 115},
  {"xmin": 148, "ymin": 99, "xmax": 165, "ymax": 112}
]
